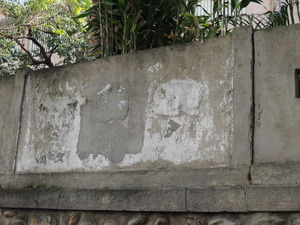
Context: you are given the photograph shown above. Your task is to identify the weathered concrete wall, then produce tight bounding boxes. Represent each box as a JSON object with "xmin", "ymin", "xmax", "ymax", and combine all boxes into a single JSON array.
[
  {"xmin": 252, "ymin": 24, "xmax": 300, "ymax": 185},
  {"xmin": 0, "ymin": 70, "xmax": 25, "ymax": 174},
  {"xmin": 254, "ymin": 24, "xmax": 300, "ymax": 163},
  {"xmin": 9, "ymin": 27, "xmax": 252, "ymax": 174},
  {"xmin": 2, "ymin": 24, "xmax": 300, "ymax": 213}
]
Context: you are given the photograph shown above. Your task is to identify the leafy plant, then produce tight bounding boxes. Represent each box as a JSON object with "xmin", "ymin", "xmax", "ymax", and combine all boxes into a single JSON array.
[
  {"xmin": 2, "ymin": 0, "xmax": 300, "ymax": 76},
  {"xmin": 263, "ymin": 0, "xmax": 300, "ymax": 27},
  {"xmin": 79, "ymin": 0, "xmax": 216, "ymax": 58},
  {"xmin": 80, "ymin": 0, "xmax": 266, "ymax": 59}
]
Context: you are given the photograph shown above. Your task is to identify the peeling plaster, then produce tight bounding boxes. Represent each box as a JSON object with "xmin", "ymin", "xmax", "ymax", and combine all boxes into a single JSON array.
[
  {"xmin": 164, "ymin": 119, "xmax": 181, "ymax": 138},
  {"xmin": 16, "ymin": 62, "xmax": 233, "ymax": 172},
  {"xmin": 16, "ymin": 76, "xmax": 112, "ymax": 172},
  {"xmin": 119, "ymin": 78, "xmax": 233, "ymax": 167}
]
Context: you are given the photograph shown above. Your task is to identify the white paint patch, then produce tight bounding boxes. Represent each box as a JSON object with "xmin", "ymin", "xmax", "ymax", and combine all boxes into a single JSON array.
[
  {"xmin": 152, "ymin": 79, "xmax": 205, "ymax": 116},
  {"xmin": 98, "ymin": 84, "xmax": 111, "ymax": 95},
  {"xmin": 117, "ymin": 100, "xmax": 127, "ymax": 110},
  {"xmin": 116, "ymin": 86, "xmax": 126, "ymax": 93},
  {"xmin": 146, "ymin": 62, "xmax": 163, "ymax": 73},
  {"xmin": 65, "ymin": 81, "xmax": 74, "ymax": 93},
  {"xmin": 81, "ymin": 154, "xmax": 110, "ymax": 170},
  {"xmin": 16, "ymin": 77, "xmax": 112, "ymax": 172},
  {"xmin": 97, "ymin": 84, "xmax": 111, "ymax": 104},
  {"xmin": 58, "ymin": 83, "xmax": 63, "ymax": 92},
  {"xmin": 120, "ymin": 77, "xmax": 233, "ymax": 167}
]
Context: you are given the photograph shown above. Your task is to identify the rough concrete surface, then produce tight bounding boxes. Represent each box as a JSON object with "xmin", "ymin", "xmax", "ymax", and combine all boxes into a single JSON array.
[
  {"xmin": 14, "ymin": 27, "xmax": 252, "ymax": 173},
  {"xmin": 1, "ymin": 185, "xmax": 300, "ymax": 212},
  {"xmin": 0, "ymin": 166, "xmax": 250, "ymax": 189},
  {"xmin": 0, "ymin": 188, "xmax": 38, "ymax": 208},
  {"xmin": 186, "ymin": 187, "xmax": 248, "ymax": 212},
  {"xmin": 231, "ymin": 26, "xmax": 253, "ymax": 166},
  {"xmin": 254, "ymin": 24, "xmax": 300, "ymax": 163},
  {"xmin": 251, "ymin": 162, "xmax": 300, "ymax": 185},
  {"xmin": 245, "ymin": 185, "xmax": 300, "ymax": 211},
  {"xmin": 0, "ymin": 70, "xmax": 25, "ymax": 174},
  {"xmin": 37, "ymin": 188, "xmax": 185, "ymax": 211},
  {"xmin": 188, "ymin": 185, "xmax": 300, "ymax": 212}
]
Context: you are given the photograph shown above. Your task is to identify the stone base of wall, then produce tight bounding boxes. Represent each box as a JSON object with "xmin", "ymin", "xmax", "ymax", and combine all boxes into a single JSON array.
[
  {"xmin": 1, "ymin": 186, "xmax": 300, "ymax": 212},
  {"xmin": 1, "ymin": 209, "xmax": 300, "ymax": 225}
]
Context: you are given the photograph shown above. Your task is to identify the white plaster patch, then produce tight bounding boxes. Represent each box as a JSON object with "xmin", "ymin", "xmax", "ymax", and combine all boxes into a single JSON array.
[
  {"xmin": 146, "ymin": 62, "xmax": 163, "ymax": 73},
  {"xmin": 81, "ymin": 154, "xmax": 110, "ymax": 170},
  {"xmin": 116, "ymin": 86, "xmax": 126, "ymax": 93},
  {"xmin": 119, "ymin": 77, "xmax": 233, "ymax": 167},
  {"xmin": 117, "ymin": 100, "xmax": 127, "ymax": 110},
  {"xmin": 97, "ymin": 84, "xmax": 111, "ymax": 104},
  {"xmin": 16, "ymin": 77, "xmax": 112, "ymax": 172},
  {"xmin": 98, "ymin": 84, "xmax": 111, "ymax": 95},
  {"xmin": 152, "ymin": 79, "xmax": 205, "ymax": 116}
]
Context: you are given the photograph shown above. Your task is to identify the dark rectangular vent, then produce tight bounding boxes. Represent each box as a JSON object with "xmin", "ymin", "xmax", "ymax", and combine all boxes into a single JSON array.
[{"xmin": 295, "ymin": 69, "xmax": 300, "ymax": 98}]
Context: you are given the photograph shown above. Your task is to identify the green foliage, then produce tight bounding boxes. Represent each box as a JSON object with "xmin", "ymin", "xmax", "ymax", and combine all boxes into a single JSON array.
[
  {"xmin": 0, "ymin": 0, "xmax": 92, "ymax": 76},
  {"xmin": 1, "ymin": 0, "xmax": 299, "ymax": 76},
  {"xmin": 79, "ymin": 0, "xmax": 262, "ymax": 59},
  {"xmin": 263, "ymin": 0, "xmax": 300, "ymax": 27},
  {"xmin": 81, "ymin": 0, "xmax": 300, "ymax": 59},
  {"xmin": 83, "ymin": 0, "xmax": 215, "ymax": 57}
]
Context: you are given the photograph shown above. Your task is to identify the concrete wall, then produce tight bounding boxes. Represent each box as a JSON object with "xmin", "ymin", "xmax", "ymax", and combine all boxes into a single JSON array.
[
  {"xmin": 1, "ymin": 24, "xmax": 300, "ymax": 213},
  {"xmin": 0, "ymin": 27, "xmax": 252, "ymax": 175},
  {"xmin": 251, "ymin": 24, "xmax": 300, "ymax": 185},
  {"xmin": 0, "ymin": 71, "xmax": 25, "ymax": 174},
  {"xmin": 254, "ymin": 25, "xmax": 300, "ymax": 163}
]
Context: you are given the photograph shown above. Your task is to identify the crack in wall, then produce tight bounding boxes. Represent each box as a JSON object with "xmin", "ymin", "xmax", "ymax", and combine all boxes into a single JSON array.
[
  {"xmin": 251, "ymin": 29, "xmax": 255, "ymax": 166},
  {"xmin": 248, "ymin": 28, "xmax": 256, "ymax": 185},
  {"xmin": 241, "ymin": 186, "xmax": 249, "ymax": 211}
]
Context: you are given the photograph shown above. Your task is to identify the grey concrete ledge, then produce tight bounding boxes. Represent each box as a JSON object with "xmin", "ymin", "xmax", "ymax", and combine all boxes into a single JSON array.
[
  {"xmin": 0, "ymin": 167, "xmax": 250, "ymax": 189},
  {"xmin": 187, "ymin": 185, "xmax": 300, "ymax": 212},
  {"xmin": 0, "ymin": 188, "xmax": 38, "ymax": 209},
  {"xmin": 1, "ymin": 185, "xmax": 300, "ymax": 212},
  {"xmin": 251, "ymin": 162, "xmax": 300, "ymax": 185},
  {"xmin": 0, "ymin": 188, "xmax": 185, "ymax": 212}
]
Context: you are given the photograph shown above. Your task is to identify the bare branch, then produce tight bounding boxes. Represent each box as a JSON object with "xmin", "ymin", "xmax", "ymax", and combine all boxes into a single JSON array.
[{"xmin": 25, "ymin": 28, "xmax": 53, "ymax": 66}]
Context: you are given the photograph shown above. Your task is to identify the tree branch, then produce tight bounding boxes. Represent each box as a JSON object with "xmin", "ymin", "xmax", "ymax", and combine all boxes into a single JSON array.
[
  {"xmin": 49, "ymin": 44, "xmax": 59, "ymax": 57},
  {"xmin": 26, "ymin": 28, "xmax": 54, "ymax": 67},
  {"xmin": 0, "ymin": 32, "xmax": 39, "ymax": 64},
  {"xmin": 0, "ymin": 31, "xmax": 53, "ymax": 67}
]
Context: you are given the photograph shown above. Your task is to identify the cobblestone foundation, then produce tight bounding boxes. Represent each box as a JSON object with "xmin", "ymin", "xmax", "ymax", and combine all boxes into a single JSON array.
[{"xmin": 1, "ymin": 209, "xmax": 300, "ymax": 225}]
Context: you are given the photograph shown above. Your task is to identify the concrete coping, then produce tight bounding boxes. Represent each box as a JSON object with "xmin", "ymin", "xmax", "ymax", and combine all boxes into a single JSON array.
[{"xmin": 1, "ymin": 185, "xmax": 300, "ymax": 212}]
